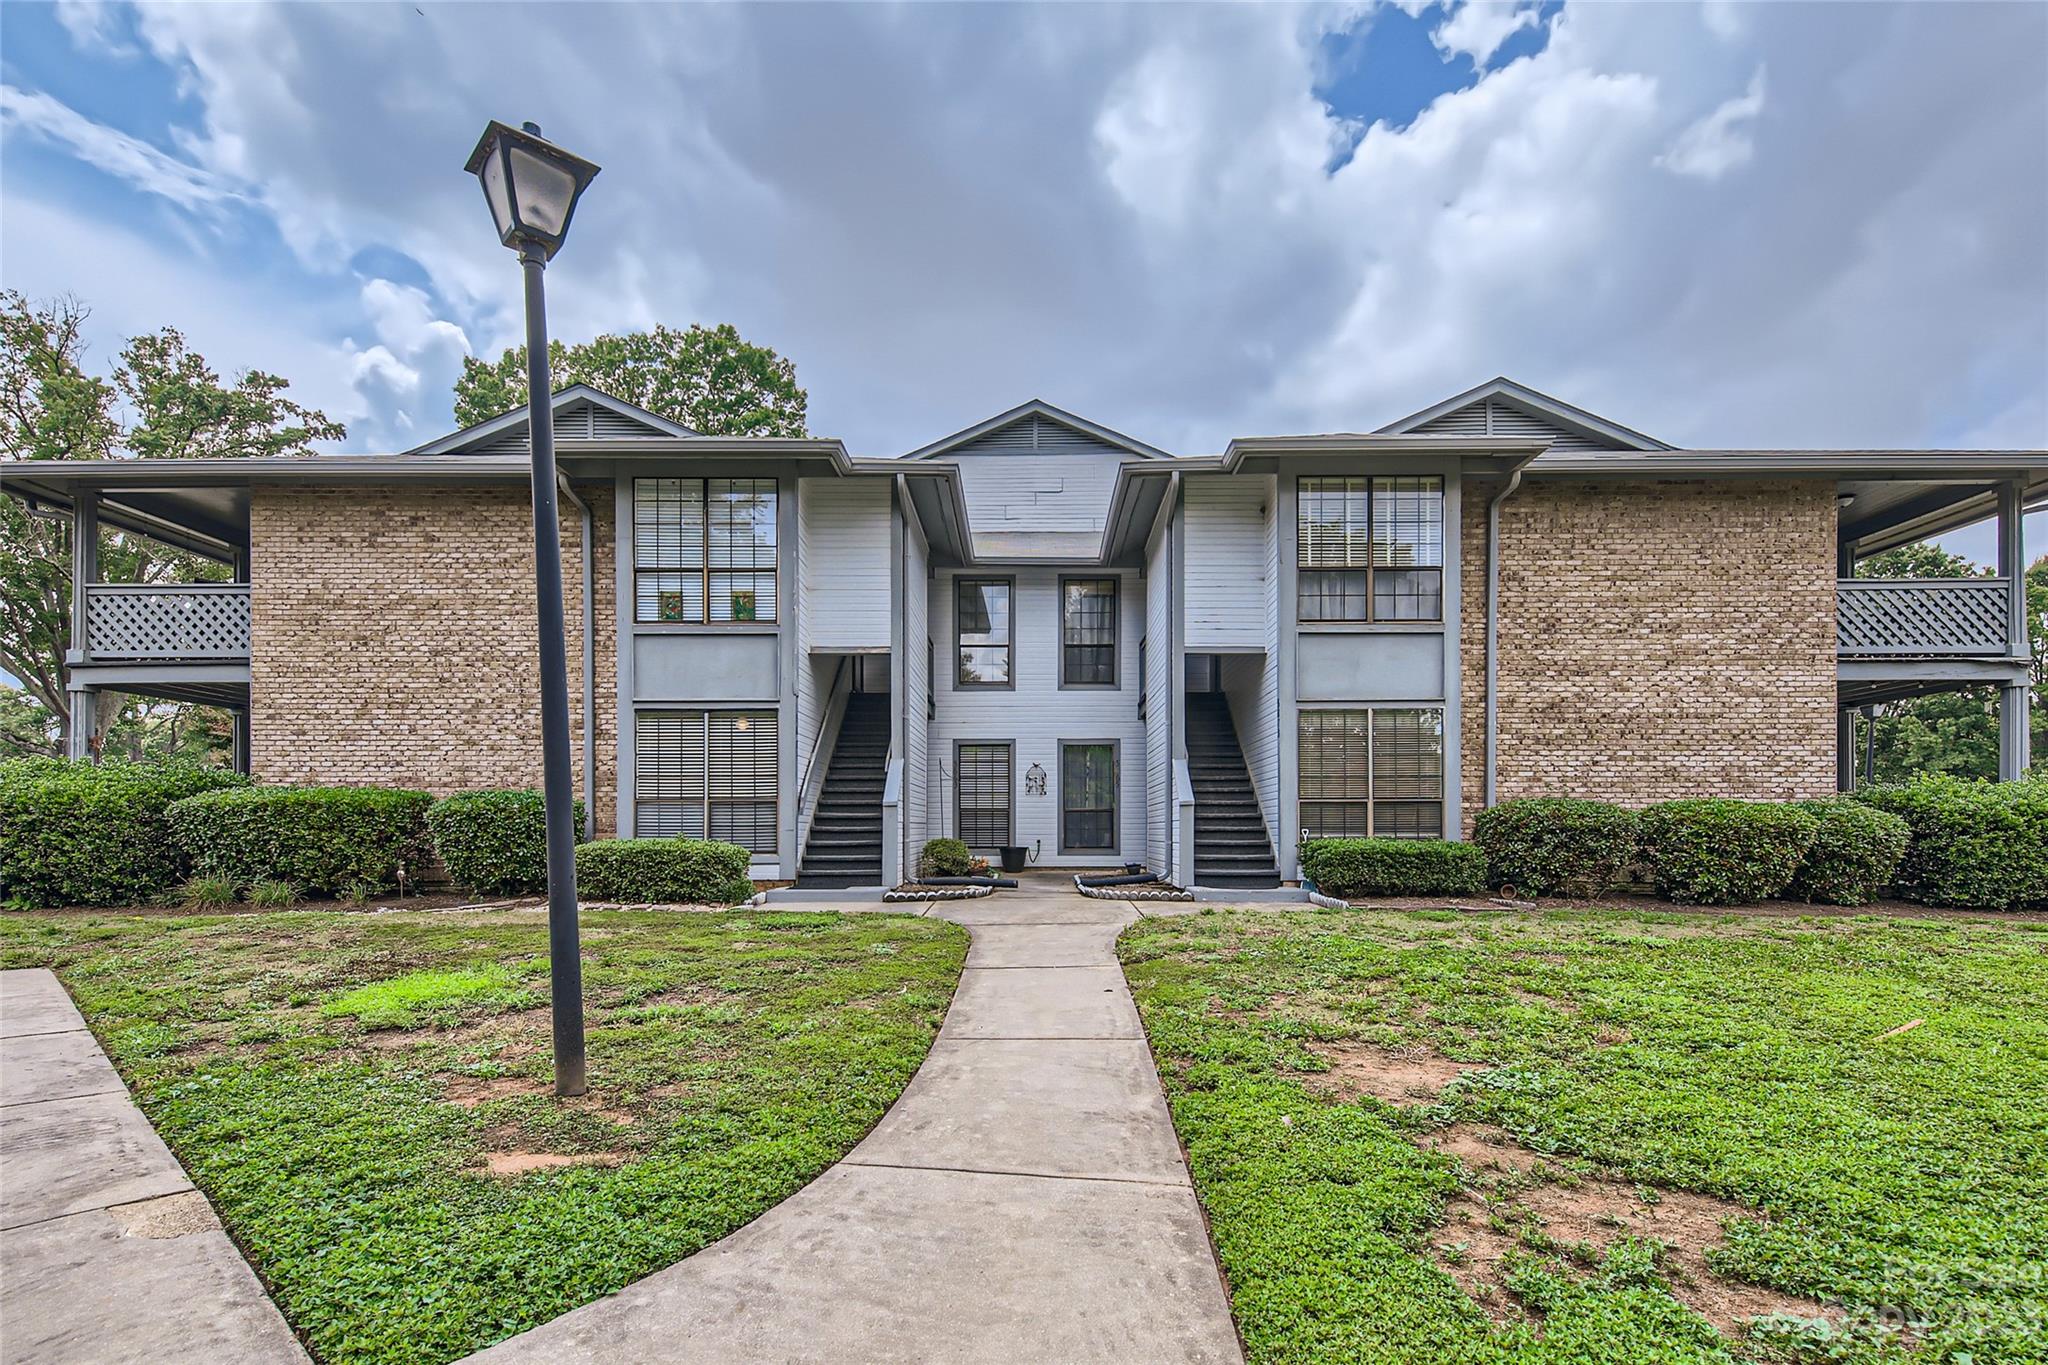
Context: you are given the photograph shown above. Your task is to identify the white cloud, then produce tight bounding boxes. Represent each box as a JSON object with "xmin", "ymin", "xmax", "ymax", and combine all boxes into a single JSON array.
[
  {"xmin": 1656, "ymin": 65, "xmax": 1767, "ymax": 179},
  {"xmin": 54, "ymin": 0, "xmax": 139, "ymax": 58},
  {"xmin": 0, "ymin": 84, "xmax": 240, "ymax": 212},
  {"xmin": 1433, "ymin": 1, "xmax": 1541, "ymax": 68},
  {"xmin": 342, "ymin": 279, "xmax": 471, "ymax": 443}
]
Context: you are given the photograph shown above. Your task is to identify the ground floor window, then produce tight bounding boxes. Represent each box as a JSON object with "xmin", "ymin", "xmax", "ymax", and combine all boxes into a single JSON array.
[
  {"xmin": 635, "ymin": 709, "xmax": 778, "ymax": 853},
  {"xmin": 1297, "ymin": 707, "xmax": 1443, "ymax": 839},
  {"xmin": 1061, "ymin": 742, "xmax": 1117, "ymax": 852},
  {"xmin": 956, "ymin": 742, "xmax": 1012, "ymax": 849}
]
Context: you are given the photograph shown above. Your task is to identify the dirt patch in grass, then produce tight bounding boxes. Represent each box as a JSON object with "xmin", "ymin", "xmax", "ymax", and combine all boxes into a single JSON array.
[
  {"xmin": 1306, "ymin": 1040, "xmax": 1482, "ymax": 1105},
  {"xmin": 442, "ymin": 1075, "xmax": 552, "ymax": 1107},
  {"xmin": 481, "ymin": 1151, "xmax": 626, "ymax": 1177},
  {"xmin": 362, "ymin": 1007, "xmax": 549, "ymax": 1056},
  {"xmin": 109, "ymin": 1191, "xmax": 220, "ymax": 1239},
  {"xmin": 1419, "ymin": 1124, "xmax": 1835, "ymax": 1337}
]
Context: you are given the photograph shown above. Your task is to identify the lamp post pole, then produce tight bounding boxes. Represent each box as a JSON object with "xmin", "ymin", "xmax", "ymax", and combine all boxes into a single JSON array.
[{"xmin": 519, "ymin": 240, "xmax": 588, "ymax": 1098}]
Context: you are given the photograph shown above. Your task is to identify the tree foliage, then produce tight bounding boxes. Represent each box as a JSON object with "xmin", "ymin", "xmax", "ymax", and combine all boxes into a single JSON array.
[
  {"xmin": 452, "ymin": 322, "xmax": 806, "ymax": 437},
  {"xmin": 0, "ymin": 290, "xmax": 342, "ymax": 759}
]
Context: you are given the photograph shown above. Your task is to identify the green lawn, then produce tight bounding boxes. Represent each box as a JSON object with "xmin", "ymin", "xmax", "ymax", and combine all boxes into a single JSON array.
[
  {"xmin": 1, "ymin": 908, "xmax": 967, "ymax": 1365},
  {"xmin": 1119, "ymin": 908, "xmax": 2048, "ymax": 1365}
]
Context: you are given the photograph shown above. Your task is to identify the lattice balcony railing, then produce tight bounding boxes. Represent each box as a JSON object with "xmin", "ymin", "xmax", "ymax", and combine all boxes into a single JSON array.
[
  {"xmin": 1837, "ymin": 578, "xmax": 2012, "ymax": 657},
  {"xmin": 84, "ymin": 584, "xmax": 251, "ymax": 661}
]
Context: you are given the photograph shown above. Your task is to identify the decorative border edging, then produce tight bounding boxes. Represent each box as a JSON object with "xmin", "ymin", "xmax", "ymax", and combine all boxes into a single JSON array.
[
  {"xmin": 882, "ymin": 885, "xmax": 995, "ymax": 903},
  {"xmin": 1307, "ymin": 890, "xmax": 1350, "ymax": 910},
  {"xmin": 1073, "ymin": 876, "xmax": 1196, "ymax": 902}
]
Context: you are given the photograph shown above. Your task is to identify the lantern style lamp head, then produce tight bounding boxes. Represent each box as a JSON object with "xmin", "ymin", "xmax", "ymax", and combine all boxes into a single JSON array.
[{"xmin": 464, "ymin": 120, "xmax": 601, "ymax": 260}]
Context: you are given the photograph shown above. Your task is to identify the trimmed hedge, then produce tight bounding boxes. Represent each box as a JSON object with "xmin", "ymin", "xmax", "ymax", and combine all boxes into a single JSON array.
[
  {"xmin": 575, "ymin": 838, "xmax": 754, "ymax": 905},
  {"xmin": 1300, "ymin": 838, "xmax": 1486, "ymax": 898},
  {"xmin": 426, "ymin": 790, "xmax": 584, "ymax": 896},
  {"xmin": 1471, "ymin": 798, "xmax": 1640, "ymax": 898},
  {"xmin": 1638, "ymin": 799, "xmax": 1818, "ymax": 905},
  {"xmin": 1787, "ymin": 799, "xmax": 1911, "ymax": 906},
  {"xmin": 0, "ymin": 759, "xmax": 249, "ymax": 909},
  {"xmin": 1855, "ymin": 776, "xmax": 2048, "ymax": 910},
  {"xmin": 917, "ymin": 838, "xmax": 974, "ymax": 879},
  {"xmin": 168, "ymin": 786, "xmax": 434, "ymax": 896}
]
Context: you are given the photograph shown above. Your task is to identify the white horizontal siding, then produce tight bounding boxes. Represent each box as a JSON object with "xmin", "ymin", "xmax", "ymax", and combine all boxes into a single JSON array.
[
  {"xmin": 799, "ymin": 478, "xmax": 892, "ymax": 649},
  {"xmin": 1144, "ymin": 512, "xmax": 1173, "ymax": 874},
  {"xmin": 902, "ymin": 508, "xmax": 932, "ymax": 860},
  {"xmin": 950, "ymin": 450, "xmax": 1125, "ymax": 535},
  {"xmin": 928, "ymin": 567, "xmax": 1147, "ymax": 868},
  {"xmin": 1184, "ymin": 474, "xmax": 1269, "ymax": 649}
]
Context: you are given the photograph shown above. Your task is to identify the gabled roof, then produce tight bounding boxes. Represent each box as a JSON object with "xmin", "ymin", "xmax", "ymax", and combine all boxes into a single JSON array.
[
  {"xmin": 1377, "ymin": 376, "xmax": 1671, "ymax": 452},
  {"xmin": 901, "ymin": 399, "xmax": 1171, "ymax": 461},
  {"xmin": 405, "ymin": 383, "xmax": 696, "ymax": 455}
]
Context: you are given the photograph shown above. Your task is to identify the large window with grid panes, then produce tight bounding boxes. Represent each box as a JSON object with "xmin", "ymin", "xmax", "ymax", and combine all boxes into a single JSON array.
[
  {"xmin": 1297, "ymin": 476, "xmax": 1443, "ymax": 622},
  {"xmin": 1297, "ymin": 707, "xmax": 1445, "ymax": 839},
  {"xmin": 633, "ymin": 709, "xmax": 778, "ymax": 853},
  {"xmin": 632, "ymin": 478, "xmax": 778, "ymax": 623}
]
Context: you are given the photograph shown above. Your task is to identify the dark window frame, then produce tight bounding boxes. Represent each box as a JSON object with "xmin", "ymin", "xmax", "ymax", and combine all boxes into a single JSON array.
[
  {"xmin": 1295, "ymin": 475, "xmax": 1444, "ymax": 624},
  {"xmin": 954, "ymin": 740, "xmax": 1014, "ymax": 850},
  {"xmin": 632, "ymin": 476, "xmax": 780, "ymax": 625},
  {"xmin": 1295, "ymin": 706, "xmax": 1445, "ymax": 841},
  {"xmin": 1058, "ymin": 575, "xmax": 1121, "ymax": 690},
  {"xmin": 1058, "ymin": 739, "xmax": 1120, "ymax": 855},
  {"xmin": 954, "ymin": 576, "xmax": 1016, "ymax": 690}
]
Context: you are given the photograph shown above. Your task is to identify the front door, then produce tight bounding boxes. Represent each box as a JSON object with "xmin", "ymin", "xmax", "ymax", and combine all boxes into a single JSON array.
[{"xmin": 1060, "ymin": 742, "xmax": 1117, "ymax": 854}]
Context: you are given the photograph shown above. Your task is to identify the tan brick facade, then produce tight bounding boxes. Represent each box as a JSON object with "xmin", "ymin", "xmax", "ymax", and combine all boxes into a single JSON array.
[
  {"xmin": 1460, "ymin": 479, "xmax": 1837, "ymax": 831},
  {"xmin": 249, "ymin": 485, "xmax": 617, "ymax": 834}
]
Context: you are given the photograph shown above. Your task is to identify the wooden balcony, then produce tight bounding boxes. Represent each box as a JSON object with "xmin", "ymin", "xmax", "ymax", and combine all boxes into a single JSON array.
[
  {"xmin": 1836, "ymin": 578, "xmax": 2013, "ymax": 658},
  {"xmin": 82, "ymin": 584, "xmax": 251, "ymax": 663}
]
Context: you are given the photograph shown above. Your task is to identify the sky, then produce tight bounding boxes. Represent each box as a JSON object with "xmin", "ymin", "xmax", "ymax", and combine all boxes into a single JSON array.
[{"xmin": 1, "ymin": 0, "xmax": 2043, "ymax": 563}]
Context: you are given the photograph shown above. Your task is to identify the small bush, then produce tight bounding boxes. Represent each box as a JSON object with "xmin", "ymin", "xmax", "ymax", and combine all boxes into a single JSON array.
[
  {"xmin": 1855, "ymin": 776, "xmax": 2048, "ymax": 910},
  {"xmin": 917, "ymin": 838, "xmax": 975, "ymax": 879},
  {"xmin": 0, "ymin": 759, "xmax": 249, "ymax": 908},
  {"xmin": 1300, "ymin": 838, "xmax": 1486, "ymax": 898},
  {"xmin": 427, "ymin": 789, "xmax": 584, "ymax": 896},
  {"xmin": 1471, "ymin": 798, "xmax": 1640, "ymax": 898},
  {"xmin": 1638, "ymin": 799, "xmax": 1819, "ymax": 905},
  {"xmin": 180, "ymin": 874, "xmax": 240, "ymax": 909},
  {"xmin": 248, "ymin": 878, "xmax": 299, "ymax": 909},
  {"xmin": 168, "ymin": 786, "xmax": 434, "ymax": 897},
  {"xmin": 1787, "ymin": 800, "xmax": 1910, "ymax": 906},
  {"xmin": 575, "ymin": 838, "xmax": 754, "ymax": 905}
]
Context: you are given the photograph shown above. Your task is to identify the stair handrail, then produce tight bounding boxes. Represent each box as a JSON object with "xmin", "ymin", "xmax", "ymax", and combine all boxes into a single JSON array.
[{"xmin": 798, "ymin": 657, "xmax": 852, "ymax": 858}]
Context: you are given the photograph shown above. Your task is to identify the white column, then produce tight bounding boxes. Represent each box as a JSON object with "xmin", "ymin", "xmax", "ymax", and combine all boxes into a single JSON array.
[{"xmin": 1997, "ymin": 478, "xmax": 2030, "ymax": 781}]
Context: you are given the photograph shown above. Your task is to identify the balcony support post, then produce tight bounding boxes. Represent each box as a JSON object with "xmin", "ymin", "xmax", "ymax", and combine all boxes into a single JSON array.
[
  {"xmin": 1836, "ymin": 708, "xmax": 1855, "ymax": 791},
  {"xmin": 69, "ymin": 493, "xmax": 98, "ymax": 666},
  {"xmin": 1997, "ymin": 478, "xmax": 2031, "ymax": 781},
  {"xmin": 65, "ymin": 684, "xmax": 96, "ymax": 762}
]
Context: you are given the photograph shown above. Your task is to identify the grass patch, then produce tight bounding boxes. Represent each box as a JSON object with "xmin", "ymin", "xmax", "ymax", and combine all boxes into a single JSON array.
[
  {"xmin": 1, "ymin": 907, "xmax": 967, "ymax": 1365},
  {"xmin": 1119, "ymin": 907, "xmax": 2048, "ymax": 1364}
]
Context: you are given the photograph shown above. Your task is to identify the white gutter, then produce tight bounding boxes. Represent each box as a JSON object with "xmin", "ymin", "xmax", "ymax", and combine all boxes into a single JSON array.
[{"xmin": 557, "ymin": 475, "xmax": 597, "ymax": 843}]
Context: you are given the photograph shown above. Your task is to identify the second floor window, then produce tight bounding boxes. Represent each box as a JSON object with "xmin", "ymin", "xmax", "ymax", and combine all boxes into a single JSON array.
[
  {"xmin": 957, "ymin": 578, "xmax": 1012, "ymax": 687},
  {"xmin": 1061, "ymin": 577, "xmax": 1118, "ymax": 686},
  {"xmin": 1297, "ymin": 475, "xmax": 1443, "ymax": 622},
  {"xmin": 633, "ymin": 477, "xmax": 778, "ymax": 623}
]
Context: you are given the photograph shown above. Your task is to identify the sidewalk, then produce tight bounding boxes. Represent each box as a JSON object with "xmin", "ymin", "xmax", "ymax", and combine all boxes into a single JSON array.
[
  {"xmin": 0, "ymin": 969, "xmax": 307, "ymax": 1365},
  {"xmin": 466, "ymin": 888, "xmax": 1242, "ymax": 1364}
]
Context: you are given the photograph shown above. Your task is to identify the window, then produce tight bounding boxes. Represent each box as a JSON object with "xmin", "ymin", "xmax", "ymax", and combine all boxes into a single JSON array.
[
  {"xmin": 1061, "ymin": 742, "xmax": 1117, "ymax": 852},
  {"xmin": 1298, "ymin": 707, "xmax": 1444, "ymax": 839},
  {"xmin": 956, "ymin": 743, "xmax": 1012, "ymax": 849},
  {"xmin": 634, "ymin": 709, "xmax": 778, "ymax": 853},
  {"xmin": 633, "ymin": 478, "xmax": 778, "ymax": 623},
  {"xmin": 1297, "ymin": 476, "xmax": 1443, "ymax": 622},
  {"xmin": 1060, "ymin": 577, "xmax": 1118, "ymax": 686},
  {"xmin": 956, "ymin": 578, "xmax": 1013, "ymax": 687}
]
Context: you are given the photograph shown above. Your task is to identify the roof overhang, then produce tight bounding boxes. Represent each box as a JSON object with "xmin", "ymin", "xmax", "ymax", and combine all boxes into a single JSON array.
[{"xmin": 893, "ymin": 463, "xmax": 975, "ymax": 566}]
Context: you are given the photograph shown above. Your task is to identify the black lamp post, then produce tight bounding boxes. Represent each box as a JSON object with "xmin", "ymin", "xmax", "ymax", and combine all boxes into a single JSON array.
[{"xmin": 465, "ymin": 120, "xmax": 601, "ymax": 1097}]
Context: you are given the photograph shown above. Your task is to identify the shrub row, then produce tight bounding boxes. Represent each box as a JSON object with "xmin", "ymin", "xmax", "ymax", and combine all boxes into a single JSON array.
[
  {"xmin": 0, "ymin": 759, "xmax": 249, "ymax": 908},
  {"xmin": 169, "ymin": 786, "xmax": 436, "ymax": 897},
  {"xmin": 1854, "ymin": 776, "xmax": 2048, "ymax": 911},
  {"xmin": 575, "ymin": 838, "xmax": 755, "ymax": 905},
  {"xmin": 425, "ymin": 789, "xmax": 583, "ymax": 896},
  {"xmin": 1300, "ymin": 838, "xmax": 1485, "ymax": 898}
]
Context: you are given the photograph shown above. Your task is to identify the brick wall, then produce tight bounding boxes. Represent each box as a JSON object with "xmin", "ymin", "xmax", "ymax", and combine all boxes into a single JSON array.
[
  {"xmin": 1459, "ymin": 478, "xmax": 1837, "ymax": 831},
  {"xmin": 249, "ymin": 485, "xmax": 617, "ymax": 834}
]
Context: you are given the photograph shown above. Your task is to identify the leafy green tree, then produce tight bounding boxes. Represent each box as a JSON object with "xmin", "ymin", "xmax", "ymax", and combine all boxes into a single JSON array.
[
  {"xmin": 452, "ymin": 323, "xmax": 806, "ymax": 437},
  {"xmin": 0, "ymin": 291, "xmax": 342, "ymax": 759}
]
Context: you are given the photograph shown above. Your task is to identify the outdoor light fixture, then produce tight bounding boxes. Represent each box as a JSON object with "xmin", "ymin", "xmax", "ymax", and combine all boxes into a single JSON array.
[{"xmin": 466, "ymin": 120, "xmax": 601, "ymax": 1098}]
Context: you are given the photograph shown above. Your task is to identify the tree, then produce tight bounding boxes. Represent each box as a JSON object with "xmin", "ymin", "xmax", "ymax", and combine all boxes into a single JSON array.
[
  {"xmin": 452, "ymin": 322, "xmax": 807, "ymax": 437},
  {"xmin": 0, "ymin": 290, "xmax": 343, "ymax": 760}
]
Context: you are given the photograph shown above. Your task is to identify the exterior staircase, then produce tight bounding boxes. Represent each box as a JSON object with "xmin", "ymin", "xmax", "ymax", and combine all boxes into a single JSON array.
[
  {"xmin": 798, "ymin": 694, "xmax": 889, "ymax": 888},
  {"xmin": 1186, "ymin": 693, "xmax": 1280, "ymax": 888}
]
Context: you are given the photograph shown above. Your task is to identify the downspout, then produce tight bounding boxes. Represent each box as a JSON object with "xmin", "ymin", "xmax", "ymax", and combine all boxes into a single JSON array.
[
  {"xmin": 558, "ymin": 475, "xmax": 597, "ymax": 842},
  {"xmin": 1483, "ymin": 457, "xmax": 1538, "ymax": 809}
]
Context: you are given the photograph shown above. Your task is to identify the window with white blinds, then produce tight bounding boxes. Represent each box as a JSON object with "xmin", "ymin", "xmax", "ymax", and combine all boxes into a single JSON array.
[
  {"xmin": 633, "ymin": 478, "xmax": 778, "ymax": 623},
  {"xmin": 1297, "ymin": 707, "xmax": 1444, "ymax": 839},
  {"xmin": 1297, "ymin": 476, "xmax": 1443, "ymax": 622},
  {"xmin": 634, "ymin": 709, "xmax": 778, "ymax": 853}
]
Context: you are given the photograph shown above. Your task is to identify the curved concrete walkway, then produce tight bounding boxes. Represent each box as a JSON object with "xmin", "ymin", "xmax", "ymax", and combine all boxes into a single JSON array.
[{"xmin": 468, "ymin": 888, "xmax": 1242, "ymax": 1364}]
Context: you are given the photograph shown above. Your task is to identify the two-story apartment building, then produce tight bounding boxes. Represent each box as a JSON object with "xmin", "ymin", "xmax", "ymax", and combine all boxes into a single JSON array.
[{"xmin": 6, "ymin": 377, "xmax": 2039, "ymax": 890}]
